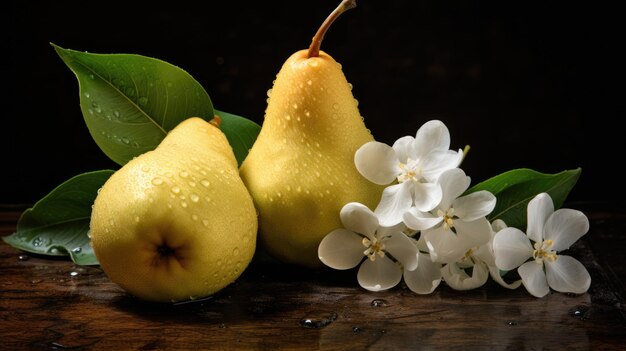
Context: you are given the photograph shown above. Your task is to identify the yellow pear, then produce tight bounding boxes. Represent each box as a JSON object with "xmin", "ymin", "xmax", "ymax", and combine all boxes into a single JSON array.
[
  {"xmin": 90, "ymin": 117, "xmax": 257, "ymax": 302},
  {"xmin": 240, "ymin": 0, "xmax": 383, "ymax": 268}
]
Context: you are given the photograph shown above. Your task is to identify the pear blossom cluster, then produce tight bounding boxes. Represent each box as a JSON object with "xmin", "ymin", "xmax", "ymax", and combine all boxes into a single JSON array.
[{"xmin": 317, "ymin": 120, "xmax": 591, "ymax": 297}]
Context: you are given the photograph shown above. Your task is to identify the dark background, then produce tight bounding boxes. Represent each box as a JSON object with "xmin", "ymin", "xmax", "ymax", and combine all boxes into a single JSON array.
[{"xmin": 6, "ymin": 0, "xmax": 623, "ymax": 207}]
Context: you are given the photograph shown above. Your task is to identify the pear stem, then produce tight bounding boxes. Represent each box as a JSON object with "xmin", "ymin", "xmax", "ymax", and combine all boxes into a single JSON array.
[{"xmin": 307, "ymin": 0, "xmax": 357, "ymax": 58}]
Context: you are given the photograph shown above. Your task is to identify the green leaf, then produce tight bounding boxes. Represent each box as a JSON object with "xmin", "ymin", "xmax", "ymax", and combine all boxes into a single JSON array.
[
  {"xmin": 215, "ymin": 109, "xmax": 261, "ymax": 166},
  {"xmin": 465, "ymin": 168, "xmax": 581, "ymax": 229},
  {"xmin": 3, "ymin": 170, "xmax": 115, "ymax": 265},
  {"xmin": 52, "ymin": 43, "xmax": 214, "ymax": 166}
]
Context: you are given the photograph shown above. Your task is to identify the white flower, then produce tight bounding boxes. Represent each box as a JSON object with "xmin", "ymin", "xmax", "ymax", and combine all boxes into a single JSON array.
[
  {"xmin": 492, "ymin": 193, "xmax": 591, "ymax": 298},
  {"xmin": 403, "ymin": 237, "xmax": 443, "ymax": 294},
  {"xmin": 354, "ymin": 120, "xmax": 464, "ymax": 226},
  {"xmin": 441, "ymin": 219, "xmax": 522, "ymax": 290},
  {"xmin": 403, "ymin": 168, "xmax": 496, "ymax": 264},
  {"xmin": 318, "ymin": 202, "xmax": 419, "ymax": 291}
]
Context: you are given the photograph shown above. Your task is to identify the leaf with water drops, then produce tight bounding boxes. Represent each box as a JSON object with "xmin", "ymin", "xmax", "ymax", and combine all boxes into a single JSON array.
[
  {"xmin": 52, "ymin": 43, "xmax": 214, "ymax": 166},
  {"xmin": 215, "ymin": 109, "xmax": 261, "ymax": 166},
  {"xmin": 2, "ymin": 170, "xmax": 115, "ymax": 265},
  {"xmin": 464, "ymin": 168, "xmax": 581, "ymax": 229}
]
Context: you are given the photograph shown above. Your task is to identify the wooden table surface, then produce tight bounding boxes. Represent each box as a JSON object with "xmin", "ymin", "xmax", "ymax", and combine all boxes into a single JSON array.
[{"xmin": 1, "ymin": 204, "xmax": 625, "ymax": 350}]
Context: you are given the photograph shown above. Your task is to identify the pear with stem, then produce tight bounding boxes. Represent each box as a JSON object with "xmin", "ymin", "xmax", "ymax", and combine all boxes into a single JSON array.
[{"xmin": 240, "ymin": 0, "xmax": 383, "ymax": 268}]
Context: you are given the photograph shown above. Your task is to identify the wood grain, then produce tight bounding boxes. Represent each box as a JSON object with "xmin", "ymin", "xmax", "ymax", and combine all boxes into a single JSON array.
[{"xmin": 1, "ymin": 208, "xmax": 624, "ymax": 350}]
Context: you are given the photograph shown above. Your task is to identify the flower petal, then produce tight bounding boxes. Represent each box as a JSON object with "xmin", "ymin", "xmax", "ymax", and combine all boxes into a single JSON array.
[
  {"xmin": 544, "ymin": 209, "xmax": 590, "ymax": 252},
  {"xmin": 423, "ymin": 227, "xmax": 467, "ymax": 264},
  {"xmin": 453, "ymin": 191, "xmax": 497, "ymax": 222},
  {"xmin": 414, "ymin": 120, "xmax": 450, "ymax": 158},
  {"xmin": 491, "ymin": 219, "xmax": 508, "ymax": 233},
  {"xmin": 442, "ymin": 261, "xmax": 489, "ymax": 290},
  {"xmin": 318, "ymin": 229, "xmax": 365, "ymax": 270},
  {"xmin": 354, "ymin": 141, "xmax": 400, "ymax": 185},
  {"xmin": 357, "ymin": 256, "xmax": 402, "ymax": 291},
  {"xmin": 391, "ymin": 136, "xmax": 416, "ymax": 163},
  {"xmin": 488, "ymin": 266, "xmax": 522, "ymax": 290},
  {"xmin": 453, "ymin": 217, "xmax": 492, "ymax": 252},
  {"xmin": 403, "ymin": 252, "xmax": 442, "ymax": 294},
  {"xmin": 385, "ymin": 232, "xmax": 419, "ymax": 271},
  {"xmin": 545, "ymin": 255, "xmax": 591, "ymax": 294},
  {"xmin": 527, "ymin": 193, "xmax": 554, "ymax": 243},
  {"xmin": 339, "ymin": 202, "xmax": 380, "ymax": 239},
  {"xmin": 375, "ymin": 182, "xmax": 413, "ymax": 227},
  {"xmin": 412, "ymin": 182, "xmax": 443, "ymax": 212},
  {"xmin": 493, "ymin": 228, "xmax": 533, "ymax": 271},
  {"xmin": 420, "ymin": 150, "xmax": 464, "ymax": 183},
  {"xmin": 437, "ymin": 168, "xmax": 470, "ymax": 210},
  {"xmin": 403, "ymin": 207, "xmax": 442, "ymax": 231},
  {"xmin": 518, "ymin": 261, "xmax": 550, "ymax": 298}
]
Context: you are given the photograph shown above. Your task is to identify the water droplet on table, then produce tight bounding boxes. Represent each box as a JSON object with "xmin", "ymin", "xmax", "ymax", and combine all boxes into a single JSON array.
[
  {"xmin": 299, "ymin": 312, "xmax": 338, "ymax": 329},
  {"xmin": 371, "ymin": 298, "xmax": 389, "ymax": 307}
]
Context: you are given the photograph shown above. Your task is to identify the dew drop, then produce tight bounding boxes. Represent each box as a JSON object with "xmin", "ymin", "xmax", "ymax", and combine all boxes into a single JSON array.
[
  {"xmin": 347, "ymin": 83, "xmax": 353, "ymax": 90},
  {"xmin": 202, "ymin": 219, "xmax": 210, "ymax": 227},
  {"xmin": 337, "ymin": 62, "xmax": 342, "ymax": 69},
  {"xmin": 292, "ymin": 103, "xmax": 298, "ymax": 110},
  {"xmin": 352, "ymin": 327, "xmax": 363, "ymax": 333},
  {"xmin": 89, "ymin": 74, "xmax": 95, "ymax": 80},
  {"xmin": 180, "ymin": 171, "xmax": 189, "ymax": 178},
  {"xmin": 307, "ymin": 79, "xmax": 312, "ymax": 85},
  {"xmin": 332, "ymin": 103, "xmax": 339, "ymax": 110},
  {"xmin": 299, "ymin": 312, "xmax": 337, "ymax": 329},
  {"xmin": 32, "ymin": 237, "xmax": 44, "ymax": 247},
  {"xmin": 181, "ymin": 201, "xmax": 188, "ymax": 208},
  {"xmin": 506, "ymin": 320, "xmax": 518, "ymax": 326},
  {"xmin": 370, "ymin": 299, "xmax": 389, "ymax": 307},
  {"xmin": 72, "ymin": 247, "xmax": 82, "ymax": 254},
  {"xmin": 151, "ymin": 177, "xmax": 163, "ymax": 185},
  {"xmin": 308, "ymin": 60, "xmax": 319, "ymax": 68},
  {"xmin": 138, "ymin": 96, "xmax": 148, "ymax": 106},
  {"xmin": 190, "ymin": 194, "xmax": 200, "ymax": 202},
  {"xmin": 31, "ymin": 279, "xmax": 42, "ymax": 284},
  {"xmin": 18, "ymin": 254, "xmax": 30, "ymax": 261},
  {"xmin": 192, "ymin": 214, "xmax": 199, "ymax": 221},
  {"xmin": 69, "ymin": 271, "xmax": 79, "ymax": 277},
  {"xmin": 189, "ymin": 181, "xmax": 196, "ymax": 187},
  {"xmin": 113, "ymin": 110, "xmax": 121, "ymax": 118},
  {"xmin": 171, "ymin": 186, "xmax": 181, "ymax": 194},
  {"xmin": 233, "ymin": 248, "xmax": 240, "ymax": 256},
  {"xmin": 354, "ymin": 98, "xmax": 359, "ymax": 107},
  {"xmin": 121, "ymin": 137, "xmax": 130, "ymax": 145},
  {"xmin": 266, "ymin": 89, "xmax": 273, "ymax": 97},
  {"xmin": 305, "ymin": 110, "xmax": 311, "ymax": 117},
  {"xmin": 285, "ymin": 114, "xmax": 291, "ymax": 121},
  {"xmin": 84, "ymin": 92, "xmax": 91, "ymax": 98},
  {"xmin": 201, "ymin": 179, "xmax": 211, "ymax": 187}
]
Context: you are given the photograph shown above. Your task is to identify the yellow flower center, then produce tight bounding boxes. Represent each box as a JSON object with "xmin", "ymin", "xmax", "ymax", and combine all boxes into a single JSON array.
[
  {"xmin": 362, "ymin": 237, "xmax": 386, "ymax": 261},
  {"xmin": 437, "ymin": 208, "xmax": 455, "ymax": 231},
  {"xmin": 397, "ymin": 159, "xmax": 422, "ymax": 183},
  {"xmin": 533, "ymin": 239, "xmax": 558, "ymax": 263}
]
